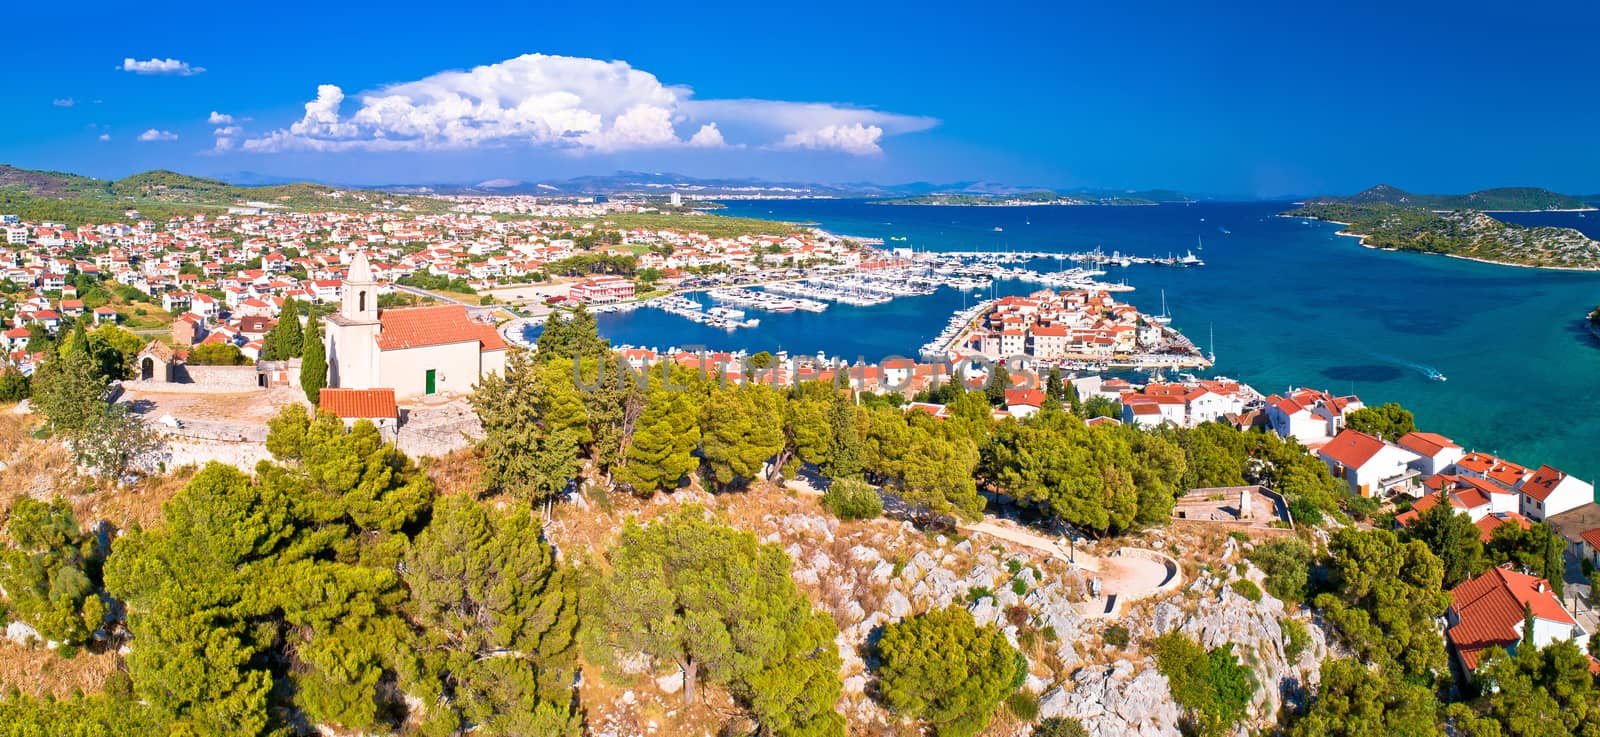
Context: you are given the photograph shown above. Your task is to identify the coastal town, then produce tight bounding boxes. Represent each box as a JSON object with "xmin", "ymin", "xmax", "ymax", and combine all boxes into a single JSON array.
[{"xmin": 3, "ymin": 190, "xmax": 1599, "ymax": 737}]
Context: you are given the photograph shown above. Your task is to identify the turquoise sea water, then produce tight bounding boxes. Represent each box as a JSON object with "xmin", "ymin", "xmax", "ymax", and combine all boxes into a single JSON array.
[{"xmin": 587, "ymin": 199, "xmax": 1600, "ymax": 486}]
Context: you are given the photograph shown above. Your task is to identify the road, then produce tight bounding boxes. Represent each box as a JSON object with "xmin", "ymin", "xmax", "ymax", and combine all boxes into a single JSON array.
[{"xmin": 392, "ymin": 284, "xmax": 495, "ymax": 317}]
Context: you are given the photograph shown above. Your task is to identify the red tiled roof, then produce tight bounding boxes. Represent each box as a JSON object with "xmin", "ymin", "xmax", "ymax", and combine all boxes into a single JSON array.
[
  {"xmin": 1319, "ymin": 429, "xmax": 1387, "ymax": 469},
  {"xmin": 1448, "ymin": 565, "xmax": 1575, "ymax": 670},
  {"xmin": 1398, "ymin": 431, "xmax": 1460, "ymax": 457},
  {"xmin": 1579, "ymin": 528, "xmax": 1600, "ymax": 551},
  {"xmin": 1519, "ymin": 464, "xmax": 1568, "ymax": 502},
  {"xmin": 375, "ymin": 304, "xmax": 507, "ymax": 352},
  {"xmin": 1475, "ymin": 512, "xmax": 1531, "ymax": 543},
  {"xmin": 320, "ymin": 388, "xmax": 398, "ymax": 420},
  {"xmin": 1004, "ymin": 388, "xmax": 1046, "ymax": 408}
]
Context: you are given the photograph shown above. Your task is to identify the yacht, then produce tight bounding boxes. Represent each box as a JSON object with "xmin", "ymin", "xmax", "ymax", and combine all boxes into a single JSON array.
[{"xmin": 1151, "ymin": 290, "xmax": 1172, "ymax": 325}]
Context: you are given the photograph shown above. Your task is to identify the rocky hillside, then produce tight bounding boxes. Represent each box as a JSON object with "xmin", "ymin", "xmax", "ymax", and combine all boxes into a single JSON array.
[{"xmin": 550, "ymin": 481, "xmax": 1332, "ymax": 737}]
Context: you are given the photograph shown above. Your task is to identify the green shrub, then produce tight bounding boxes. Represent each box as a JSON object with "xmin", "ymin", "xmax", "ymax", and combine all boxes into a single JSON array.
[
  {"xmin": 820, "ymin": 478, "xmax": 883, "ymax": 521},
  {"xmin": 1005, "ymin": 691, "xmax": 1040, "ymax": 721},
  {"xmin": 1248, "ymin": 537, "xmax": 1313, "ymax": 605},
  {"xmin": 1034, "ymin": 717, "xmax": 1088, "ymax": 737},
  {"xmin": 1228, "ymin": 531, "xmax": 1251, "ymax": 542},
  {"xmin": 1231, "ymin": 578, "xmax": 1262, "ymax": 603},
  {"xmin": 1006, "ymin": 559, "xmax": 1023, "ymax": 574},
  {"xmin": 1281, "ymin": 617, "xmax": 1309, "ymax": 661},
  {"xmin": 1103, "ymin": 624, "xmax": 1130, "ymax": 649},
  {"xmin": 967, "ymin": 586, "xmax": 994, "ymax": 604},
  {"xmin": 1151, "ymin": 632, "xmax": 1256, "ymax": 737},
  {"xmin": 1011, "ymin": 578, "xmax": 1029, "ymax": 597}
]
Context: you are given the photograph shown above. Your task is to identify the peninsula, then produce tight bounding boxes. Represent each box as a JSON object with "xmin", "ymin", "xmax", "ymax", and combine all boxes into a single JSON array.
[{"xmin": 1284, "ymin": 185, "xmax": 1600, "ymax": 270}]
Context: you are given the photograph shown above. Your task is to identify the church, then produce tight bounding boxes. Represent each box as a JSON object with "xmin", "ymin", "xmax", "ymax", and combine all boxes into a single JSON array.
[{"xmin": 324, "ymin": 253, "xmax": 508, "ymax": 400}]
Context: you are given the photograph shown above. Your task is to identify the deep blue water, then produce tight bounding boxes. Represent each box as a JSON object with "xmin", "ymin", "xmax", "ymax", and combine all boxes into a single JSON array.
[{"xmin": 585, "ymin": 199, "xmax": 1600, "ymax": 486}]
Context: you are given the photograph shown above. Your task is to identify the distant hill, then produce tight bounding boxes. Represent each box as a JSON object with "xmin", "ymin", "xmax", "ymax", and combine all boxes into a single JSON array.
[
  {"xmin": 0, "ymin": 165, "xmax": 451, "ymax": 226},
  {"xmin": 1306, "ymin": 184, "xmax": 1592, "ymax": 211}
]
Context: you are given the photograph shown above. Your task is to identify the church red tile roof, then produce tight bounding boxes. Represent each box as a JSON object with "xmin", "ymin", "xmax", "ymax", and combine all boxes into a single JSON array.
[
  {"xmin": 375, "ymin": 304, "xmax": 506, "ymax": 352},
  {"xmin": 320, "ymin": 387, "xmax": 398, "ymax": 420}
]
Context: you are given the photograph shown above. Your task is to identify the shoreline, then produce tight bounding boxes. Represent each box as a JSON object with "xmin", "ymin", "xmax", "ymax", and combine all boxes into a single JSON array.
[{"xmin": 1282, "ymin": 213, "xmax": 1600, "ymax": 273}]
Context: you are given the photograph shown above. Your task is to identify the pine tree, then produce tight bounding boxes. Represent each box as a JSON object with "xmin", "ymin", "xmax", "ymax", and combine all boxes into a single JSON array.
[
  {"xmin": 400, "ymin": 495, "xmax": 581, "ymax": 737},
  {"xmin": 597, "ymin": 510, "xmax": 844, "ymax": 737},
  {"xmin": 471, "ymin": 353, "xmax": 589, "ymax": 504},
  {"xmin": 300, "ymin": 312, "xmax": 327, "ymax": 405},
  {"xmin": 876, "ymin": 605, "xmax": 1025, "ymax": 737},
  {"xmin": 699, "ymin": 384, "xmax": 784, "ymax": 491},
  {"xmin": 618, "ymin": 389, "xmax": 700, "ymax": 494}
]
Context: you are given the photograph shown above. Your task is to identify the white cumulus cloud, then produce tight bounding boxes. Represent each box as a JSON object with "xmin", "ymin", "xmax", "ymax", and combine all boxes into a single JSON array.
[
  {"xmin": 122, "ymin": 57, "xmax": 204, "ymax": 76},
  {"xmin": 53, "ymin": 98, "xmax": 76, "ymax": 108},
  {"xmin": 98, "ymin": 133, "xmax": 111, "ymax": 142},
  {"xmin": 208, "ymin": 111, "xmax": 235, "ymax": 124},
  {"xmin": 687, "ymin": 123, "xmax": 727, "ymax": 148},
  {"xmin": 242, "ymin": 53, "xmax": 935, "ymax": 156},
  {"xmin": 777, "ymin": 123, "xmax": 887, "ymax": 156},
  {"xmin": 137, "ymin": 129, "xmax": 179, "ymax": 142}
]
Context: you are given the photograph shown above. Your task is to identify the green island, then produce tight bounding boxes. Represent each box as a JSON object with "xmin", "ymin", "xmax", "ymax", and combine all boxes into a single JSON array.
[
  {"xmin": 874, "ymin": 189, "xmax": 1191, "ymax": 206},
  {"xmin": 1285, "ymin": 198, "xmax": 1600, "ymax": 270},
  {"xmin": 1304, "ymin": 183, "xmax": 1594, "ymax": 211}
]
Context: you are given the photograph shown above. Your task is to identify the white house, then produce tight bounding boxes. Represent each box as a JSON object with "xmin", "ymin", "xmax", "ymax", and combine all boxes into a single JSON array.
[
  {"xmin": 1318, "ymin": 429, "xmax": 1423, "ymax": 498},
  {"xmin": 1265, "ymin": 388, "xmax": 1363, "ymax": 445},
  {"xmin": 1398, "ymin": 431, "xmax": 1466, "ymax": 479},
  {"xmin": 1004, "ymin": 388, "xmax": 1045, "ymax": 420},
  {"xmin": 1446, "ymin": 565, "xmax": 1589, "ymax": 674},
  {"xmin": 1517, "ymin": 465, "xmax": 1594, "ymax": 521}
]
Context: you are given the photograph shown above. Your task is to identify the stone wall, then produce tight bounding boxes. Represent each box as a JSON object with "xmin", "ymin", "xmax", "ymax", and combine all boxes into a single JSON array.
[{"xmin": 179, "ymin": 365, "xmax": 261, "ymax": 389}]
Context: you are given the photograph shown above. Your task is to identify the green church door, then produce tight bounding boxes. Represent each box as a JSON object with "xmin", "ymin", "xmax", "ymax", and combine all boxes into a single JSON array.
[{"xmin": 425, "ymin": 369, "xmax": 437, "ymax": 395}]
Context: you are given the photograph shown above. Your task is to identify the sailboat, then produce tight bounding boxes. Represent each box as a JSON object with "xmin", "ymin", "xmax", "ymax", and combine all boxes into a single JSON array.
[
  {"xmin": 1151, "ymin": 290, "xmax": 1172, "ymax": 325},
  {"xmin": 1206, "ymin": 323, "xmax": 1215, "ymax": 364}
]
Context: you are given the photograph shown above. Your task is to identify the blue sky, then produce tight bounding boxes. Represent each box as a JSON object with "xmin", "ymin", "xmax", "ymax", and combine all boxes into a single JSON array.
[{"xmin": 5, "ymin": 0, "xmax": 1599, "ymax": 197}]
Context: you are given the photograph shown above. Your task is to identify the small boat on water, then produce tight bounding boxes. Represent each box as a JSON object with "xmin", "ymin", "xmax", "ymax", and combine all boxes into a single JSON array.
[
  {"xmin": 1425, "ymin": 368, "xmax": 1447, "ymax": 382},
  {"xmin": 993, "ymin": 226, "xmax": 1004, "ymax": 232}
]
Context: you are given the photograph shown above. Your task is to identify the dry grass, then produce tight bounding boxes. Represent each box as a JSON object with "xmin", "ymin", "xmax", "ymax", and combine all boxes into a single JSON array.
[
  {"xmin": 0, "ymin": 639, "xmax": 122, "ymax": 698},
  {"xmin": 0, "ymin": 412, "xmax": 74, "ymax": 510},
  {"xmin": 76, "ymin": 465, "xmax": 196, "ymax": 531},
  {"xmin": 422, "ymin": 447, "xmax": 485, "ymax": 497}
]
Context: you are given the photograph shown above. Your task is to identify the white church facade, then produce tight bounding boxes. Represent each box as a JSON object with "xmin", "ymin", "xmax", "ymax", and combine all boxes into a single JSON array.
[{"xmin": 324, "ymin": 253, "xmax": 507, "ymax": 400}]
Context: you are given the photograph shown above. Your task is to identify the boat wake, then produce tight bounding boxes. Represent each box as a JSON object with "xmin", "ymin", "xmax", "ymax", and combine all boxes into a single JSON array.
[{"xmin": 1369, "ymin": 353, "xmax": 1447, "ymax": 382}]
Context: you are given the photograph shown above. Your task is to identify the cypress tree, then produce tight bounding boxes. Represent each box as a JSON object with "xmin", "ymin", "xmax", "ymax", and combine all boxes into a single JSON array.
[
  {"xmin": 264, "ymin": 298, "xmax": 304, "ymax": 359},
  {"xmin": 300, "ymin": 312, "xmax": 326, "ymax": 405}
]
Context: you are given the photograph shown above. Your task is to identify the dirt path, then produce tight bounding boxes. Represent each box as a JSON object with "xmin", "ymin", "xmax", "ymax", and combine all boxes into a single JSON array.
[
  {"xmin": 960, "ymin": 518, "xmax": 1101, "ymax": 572},
  {"xmin": 961, "ymin": 518, "xmax": 1179, "ymax": 618}
]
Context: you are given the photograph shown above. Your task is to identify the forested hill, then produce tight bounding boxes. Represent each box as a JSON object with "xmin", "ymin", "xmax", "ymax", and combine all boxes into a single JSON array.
[
  {"xmin": 0, "ymin": 165, "xmax": 452, "ymax": 225},
  {"xmin": 1285, "ymin": 201, "xmax": 1600, "ymax": 269},
  {"xmin": 1305, "ymin": 184, "xmax": 1593, "ymax": 211}
]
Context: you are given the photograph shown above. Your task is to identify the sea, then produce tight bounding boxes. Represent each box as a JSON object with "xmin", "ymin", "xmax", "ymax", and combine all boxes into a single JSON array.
[{"xmin": 575, "ymin": 199, "xmax": 1600, "ymax": 487}]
